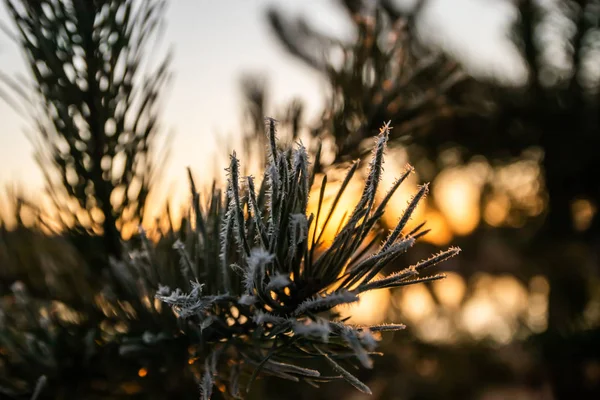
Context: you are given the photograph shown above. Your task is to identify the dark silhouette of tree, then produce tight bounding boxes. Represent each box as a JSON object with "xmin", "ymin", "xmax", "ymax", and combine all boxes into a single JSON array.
[
  {"xmin": 267, "ymin": 0, "xmax": 600, "ymax": 398},
  {"xmin": 267, "ymin": 0, "xmax": 474, "ymax": 166},
  {"xmin": 2, "ymin": 0, "xmax": 171, "ymax": 261},
  {"xmin": 507, "ymin": 1, "xmax": 600, "ymax": 397}
]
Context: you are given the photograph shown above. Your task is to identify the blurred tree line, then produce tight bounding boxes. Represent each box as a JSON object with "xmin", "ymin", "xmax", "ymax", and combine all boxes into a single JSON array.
[{"xmin": 1, "ymin": 0, "xmax": 599, "ymax": 399}]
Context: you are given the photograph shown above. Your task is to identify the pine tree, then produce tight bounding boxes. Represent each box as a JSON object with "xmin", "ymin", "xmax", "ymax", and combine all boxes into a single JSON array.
[
  {"xmin": 2, "ymin": 0, "xmax": 171, "ymax": 262},
  {"xmin": 0, "ymin": 122, "xmax": 459, "ymax": 399},
  {"xmin": 267, "ymin": 0, "xmax": 469, "ymax": 165}
]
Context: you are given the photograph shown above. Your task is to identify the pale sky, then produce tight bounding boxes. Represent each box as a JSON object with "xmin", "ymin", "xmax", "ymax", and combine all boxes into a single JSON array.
[{"xmin": 0, "ymin": 0, "xmax": 524, "ymax": 214}]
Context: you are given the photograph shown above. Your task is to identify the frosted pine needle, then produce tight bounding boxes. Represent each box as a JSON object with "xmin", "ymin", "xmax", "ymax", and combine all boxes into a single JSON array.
[{"xmin": 141, "ymin": 121, "xmax": 461, "ymax": 398}]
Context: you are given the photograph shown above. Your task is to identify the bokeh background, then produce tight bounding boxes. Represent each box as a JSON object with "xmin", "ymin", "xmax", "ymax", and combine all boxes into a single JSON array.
[{"xmin": 1, "ymin": 0, "xmax": 600, "ymax": 399}]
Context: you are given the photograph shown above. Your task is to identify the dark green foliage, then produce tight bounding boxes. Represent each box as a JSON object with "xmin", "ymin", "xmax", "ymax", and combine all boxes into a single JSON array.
[
  {"xmin": 0, "ymin": 122, "xmax": 458, "ymax": 399},
  {"xmin": 2, "ymin": 0, "xmax": 599, "ymax": 398},
  {"xmin": 151, "ymin": 121, "xmax": 459, "ymax": 398},
  {"xmin": 2, "ymin": 0, "xmax": 170, "ymax": 259}
]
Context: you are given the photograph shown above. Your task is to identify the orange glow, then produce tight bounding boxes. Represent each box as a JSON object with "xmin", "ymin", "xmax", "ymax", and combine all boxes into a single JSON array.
[
  {"xmin": 415, "ymin": 314, "xmax": 454, "ymax": 344},
  {"xmin": 432, "ymin": 272, "xmax": 466, "ymax": 309},
  {"xmin": 338, "ymin": 278, "xmax": 391, "ymax": 325},
  {"xmin": 484, "ymin": 193, "xmax": 510, "ymax": 226},
  {"xmin": 51, "ymin": 301, "xmax": 83, "ymax": 324},
  {"xmin": 398, "ymin": 283, "xmax": 435, "ymax": 323},
  {"xmin": 121, "ymin": 223, "xmax": 139, "ymax": 241},
  {"xmin": 572, "ymin": 198, "xmax": 597, "ymax": 232},
  {"xmin": 494, "ymin": 159, "xmax": 544, "ymax": 220},
  {"xmin": 138, "ymin": 368, "xmax": 148, "ymax": 378},
  {"xmin": 306, "ymin": 172, "xmax": 363, "ymax": 246},
  {"xmin": 419, "ymin": 207, "xmax": 453, "ymax": 246},
  {"xmin": 433, "ymin": 168, "xmax": 480, "ymax": 236},
  {"xmin": 392, "ymin": 271, "xmax": 551, "ymax": 344},
  {"xmin": 382, "ymin": 194, "xmax": 452, "ymax": 245},
  {"xmin": 460, "ymin": 296, "xmax": 509, "ymax": 340},
  {"xmin": 378, "ymin": 155, "xmax": 449, "ymax": 244},
  {"xmin": 457, "ymin": 274, "xmax": 534, "ymax": 342},
  {"xmin": 489, "ymin": 275, "xmax": 528, "ymax": 316},
  {"xmin": 527, "ymin": 275, "xmax": 549, "ymax": 333}
]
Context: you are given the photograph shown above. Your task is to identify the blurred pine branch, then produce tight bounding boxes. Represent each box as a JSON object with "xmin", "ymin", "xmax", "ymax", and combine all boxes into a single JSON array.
[
  {"xmin": 1, "ymin": 0, "xmax": 171, "ymax": 262},
  {"xmin": 266, "ymin": 0, "xmax": 471, "ymax": 165}
]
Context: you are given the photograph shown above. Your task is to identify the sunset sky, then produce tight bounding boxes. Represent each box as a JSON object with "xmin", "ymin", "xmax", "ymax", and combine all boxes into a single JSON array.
[
  {"xmin": 0, "ymin": 0, "xmax": 525, "ymax": 215},
  {"xmin": 0, "ymin": 0, "xmax": 547, "ymax": 348}
]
